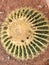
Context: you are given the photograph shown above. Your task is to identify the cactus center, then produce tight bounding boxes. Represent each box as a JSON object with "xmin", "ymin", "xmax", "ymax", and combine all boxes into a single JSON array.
[{"xmin": 8, "ymin": 17, "xmax": 32, "ymax": 43}]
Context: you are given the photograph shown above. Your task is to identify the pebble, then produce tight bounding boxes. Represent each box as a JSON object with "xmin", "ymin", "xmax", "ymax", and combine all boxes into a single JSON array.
[
  {"xmin": 0, "ymin": 11, "xmax": 4, "ymax": 14},
  {"xmin": 38, "ymin": 4, "xmax": 46, "ymax": 8},
  {"xmin": 1, "ymin": 56, "xmax": 11, "ymax": 62},
  {"xmin": 7, "ymin": 56, "xmax": 10, "ymax": 60},
  {"xmin": 38, "ymin": 5, "xmax": 43, "ymax": 8}
]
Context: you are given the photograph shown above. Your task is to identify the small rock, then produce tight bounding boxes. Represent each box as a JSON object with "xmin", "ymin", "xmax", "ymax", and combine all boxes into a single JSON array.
[
  {"xmin": 38, "ymin": 4, "xmax": 45, "ymax": 8},
  {"xmin": 7, "ymin": 56, "xmax": 10, "ymax": 60},
  {"xmin": 38, "ymin": 5, "xmax": 43, "ymax": 8},
  {"xmin": 0, "ymin": 11, "xmax": 4, "ymax": 14}
]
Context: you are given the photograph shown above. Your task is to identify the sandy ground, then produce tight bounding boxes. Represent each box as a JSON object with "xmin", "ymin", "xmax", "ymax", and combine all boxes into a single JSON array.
[{"xmin": 0, "ymin": 0, "xmax": 49, "ymax": 65}]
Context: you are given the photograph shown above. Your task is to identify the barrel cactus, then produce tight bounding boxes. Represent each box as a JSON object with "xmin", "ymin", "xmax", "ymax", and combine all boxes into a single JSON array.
[{"xmin": 1, "ymin": 7, "xmax": 49, "ymax": 60}]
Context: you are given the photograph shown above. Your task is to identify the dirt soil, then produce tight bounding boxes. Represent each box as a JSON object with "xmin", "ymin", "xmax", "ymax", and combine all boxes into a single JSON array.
[{"xmin": 0, "ymin": 0, "xmax": 49, "ymax": 65}]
